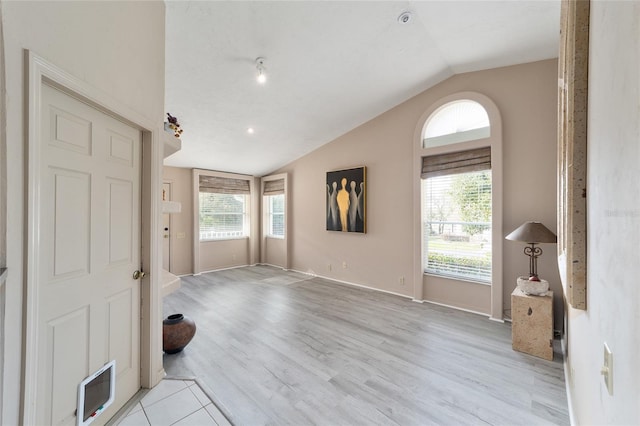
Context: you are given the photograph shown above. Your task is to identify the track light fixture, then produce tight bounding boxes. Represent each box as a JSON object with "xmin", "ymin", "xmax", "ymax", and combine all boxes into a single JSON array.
[{"xmin": 255, "ymin": 57, "xmax": 266, "ymax": 84}]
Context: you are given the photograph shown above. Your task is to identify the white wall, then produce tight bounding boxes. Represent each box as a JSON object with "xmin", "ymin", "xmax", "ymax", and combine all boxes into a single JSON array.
[
  {"xmin": 1, "ymin": 2, "xmax": 165, "ymax": 423},
  {"xmin": 566, "ymin": 1, "xmax": 640, "ymax": 424}
]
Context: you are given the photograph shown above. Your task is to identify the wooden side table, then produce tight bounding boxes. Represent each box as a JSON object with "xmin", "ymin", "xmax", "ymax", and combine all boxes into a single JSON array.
[{"xmin": 511, "ymin": 287, "xmax": 553, "ymax": 360}]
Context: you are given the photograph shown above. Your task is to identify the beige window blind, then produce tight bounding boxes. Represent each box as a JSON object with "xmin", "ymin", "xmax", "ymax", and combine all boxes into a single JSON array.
[
  {"xmin": 199, "ymin": 175, "xmax": 250, "ymax": 194},
  {"xmin": 421, "ymin": 147, "xmax": 491, "ymax": 179},
  {"xmin": 263, "ymin": 178, "xmax": 285, "ymax": 195}
]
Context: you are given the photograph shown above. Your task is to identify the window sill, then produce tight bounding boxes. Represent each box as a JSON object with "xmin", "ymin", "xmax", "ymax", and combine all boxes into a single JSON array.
[
  {"xmin": 200, "ymin": 237, "xmax": 249, "ymax": 243},
  {"xmin": 266, "ymin": 235, "xmax": 285, "ymax": 240},
  {"xmin": 423, "ymin": 272, "xmax": 491, "ymax": 286}
]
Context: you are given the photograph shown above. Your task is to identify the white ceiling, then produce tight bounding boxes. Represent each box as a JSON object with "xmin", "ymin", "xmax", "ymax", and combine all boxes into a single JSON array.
[{"xmin": 164, "ymin": 1, "xmax": 560, "ymax": 177}]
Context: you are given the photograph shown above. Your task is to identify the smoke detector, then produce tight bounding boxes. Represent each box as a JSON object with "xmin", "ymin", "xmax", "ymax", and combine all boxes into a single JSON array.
[{"xmin": 397, "ymin": 11, "xmax": 412, "ymax": 24}]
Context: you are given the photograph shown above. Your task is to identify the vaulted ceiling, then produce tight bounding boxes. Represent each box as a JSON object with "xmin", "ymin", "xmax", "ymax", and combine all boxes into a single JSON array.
[{"xmin": 164, "ymin": 1, "xmax": 560, "ymax": 176}]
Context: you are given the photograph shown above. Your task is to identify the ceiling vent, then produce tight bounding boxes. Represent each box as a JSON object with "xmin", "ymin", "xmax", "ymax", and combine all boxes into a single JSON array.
[{"xmin": 397, "ymin": 11, "xmax": 412, "ymax": 25}]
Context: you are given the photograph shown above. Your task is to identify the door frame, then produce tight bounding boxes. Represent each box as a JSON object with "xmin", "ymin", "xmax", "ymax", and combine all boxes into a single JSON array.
[
  {"xmin": 22, "ymin": 51, "xmax": 164, "ymax": 424},
  {"xmin": 162, "ymin": 181, "xmax": 172, "ymax": 271}
]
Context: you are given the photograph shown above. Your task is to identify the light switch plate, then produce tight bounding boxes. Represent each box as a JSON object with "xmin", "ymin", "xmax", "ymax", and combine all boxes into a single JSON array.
[{"xmin": 603, "ymin": 342, "xmax": 613, "ymax": 395}]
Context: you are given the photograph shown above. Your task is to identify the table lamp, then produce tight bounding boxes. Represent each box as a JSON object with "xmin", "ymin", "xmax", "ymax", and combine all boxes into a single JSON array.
[{"xmin": 505, "ymin": 221, "xmax": 557, "ymax": 281}]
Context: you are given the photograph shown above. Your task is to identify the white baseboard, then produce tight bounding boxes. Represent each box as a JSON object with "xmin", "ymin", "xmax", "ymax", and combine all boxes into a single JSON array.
[
  {"xmin": 189, "ymin": 265, "xmax": 249, "ymax": 277},
  {"xmin": 422, "ymin": 299, "xmax": 491, "ymax": 318},
  {"xmin": 561, "ymin": 336, "xmax": 577, "ymax": 426},
  {"xmin": 257, "ymin": 262, "xmax": 287, "ymax": 270},
  {"xmin": 185, "ymin": 266, "xmax": 502, "ymax": 322},
  {"xmin": 290, "ymin": 269, "xmax": 414, "ymax": 300}
]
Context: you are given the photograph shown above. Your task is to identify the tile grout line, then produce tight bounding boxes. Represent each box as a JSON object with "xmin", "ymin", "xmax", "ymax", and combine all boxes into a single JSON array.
[
  {"xmin": 167, "ymin": 405, "xmax": 207, "ymax": 426},
  {"xmin": 141, "ymin": 380, "xmax": 218, "ymax": 426},
  {"xmin": 142, "ymin": 404, "xmax": 152, "ymax": 426},
  {"xmin": 187, "ymin": 380, "xmax": 227, "ymax": 426},
  {"xmin": 141, "ymin": 380, "xmax": 190, "ymax": 411}
]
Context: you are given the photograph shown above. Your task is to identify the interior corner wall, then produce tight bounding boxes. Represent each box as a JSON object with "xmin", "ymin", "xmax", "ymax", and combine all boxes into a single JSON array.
[
  {"xmin": 0, "ymin": 5, "xmax": 5, "ymax": 273},
  {"xmin": 0, "ymin": 3, "xmax": 5, "ymax": 421},
  {"xmin": 167, "ymin": 167, "xmax": 260, "ymax": 274},
  {"xmin": 276, "ymin": 59, "xmax": 562, "ymax": 325},
  {"xmin": 566, "ymin": 2, "xmax": 640, "ymax": 424},
  {"xmin": 163, "ymin": 166, "xmax": 194, "ymax": 275},
  {"xmin": 264, "ymin": 237, "xmax": 287, "ymax": 268},
  {"xmin": 261, "ymin": 173, "xmax": 289, "ymax": 269},
  {"xmin": 1, "ymin": 2, "xmax": 165, "ymax": 424}
]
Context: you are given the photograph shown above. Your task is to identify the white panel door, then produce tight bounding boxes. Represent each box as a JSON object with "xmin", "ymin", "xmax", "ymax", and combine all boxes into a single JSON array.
[{"xmin": 36, "ymin": 84, "xmax": 141, "ymax": 425}]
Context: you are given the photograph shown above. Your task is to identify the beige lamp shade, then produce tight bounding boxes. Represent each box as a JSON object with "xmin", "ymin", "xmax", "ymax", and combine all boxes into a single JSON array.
[{"xmin": 505, "ymin": 221, "xmax": 557, "ymax": 244}]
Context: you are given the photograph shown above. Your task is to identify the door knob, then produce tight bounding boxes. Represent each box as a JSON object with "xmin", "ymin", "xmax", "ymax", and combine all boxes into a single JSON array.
[{"xmin": 133, "ymin": 270, "xmax": 146, "ymax": 280}]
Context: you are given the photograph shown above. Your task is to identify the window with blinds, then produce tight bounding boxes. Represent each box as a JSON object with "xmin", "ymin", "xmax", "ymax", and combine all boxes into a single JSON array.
[
  {"xmin": 267, "ymin": 194, "xmax": 285, "ymax": 237},
  {"xmin": 198, "ymin": 175, "xmax": 250, "ymax": 241},
  {"xmin": 422, "ymin": 148, "xmax": 492, "ymax": 283},
  {"xmin": 263, "ymin": 178, "xmax": 285, "ymax": 238}
]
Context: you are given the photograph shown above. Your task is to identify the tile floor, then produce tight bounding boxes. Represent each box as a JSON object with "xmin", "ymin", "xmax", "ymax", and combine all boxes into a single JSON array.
[{"xmin": 116, "ymin": 379, "xmax": 231, "ymax": 426}]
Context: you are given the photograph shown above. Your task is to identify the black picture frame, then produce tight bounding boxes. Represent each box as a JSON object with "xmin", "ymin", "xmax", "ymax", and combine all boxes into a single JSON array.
[{"xmin": 326, "ymin": 167, "xmax": 366, "ymax": 233}]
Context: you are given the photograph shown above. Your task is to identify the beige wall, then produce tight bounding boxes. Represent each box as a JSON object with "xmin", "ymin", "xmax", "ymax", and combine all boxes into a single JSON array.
[
  {"xmin": 0, "ymin": 7, "xmax": 5, "ymax": 274},
  {"xmin": 264, "ymin": 237, "xmax": 287, "ymax": 268},
  {"xmin": 566, "ymin": 2, "xmax": 640, "ymax": 424},
  {"xmin": 276, "ymin": 59, "xmax": 562, "ymax": 326},
  {"xmin": 0, "ymin": 8, "xmax": 5, "ymax": 419},
  {"xmin": 200, "ymin": 239, "xmax": 250, "ymax": 272},
  {"xmin": 163, "ymin": 167, "xmax": 261, "ymax": 274},
  {"xmin": 164, "ymin": 166, "xmax": 193, "ymax": 275},
  {"xmin": 1, "ymin": 2, "xmax": 165, "ymax": 424},
  {"xmin": 424, "ymin": 277, "xmax": 491, "ymax": 314}
]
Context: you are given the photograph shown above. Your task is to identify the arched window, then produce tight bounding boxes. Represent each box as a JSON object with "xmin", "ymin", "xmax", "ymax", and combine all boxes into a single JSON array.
[
  {"xmin": 423, "ymin": 100, "xmax": 490, "ymax": 148},
  {"xmin": 421, "ymin": 100, "xmax": 492, "ymax": 283},
  {"xmin": 414, "ymin": 93, "xmax": 503, "ymax": 320}
]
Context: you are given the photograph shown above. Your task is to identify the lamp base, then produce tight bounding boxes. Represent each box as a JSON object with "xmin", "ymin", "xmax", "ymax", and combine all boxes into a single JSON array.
[{"xmin": 517, "ymin": 276, "xmax": 549, "ymax": 295}]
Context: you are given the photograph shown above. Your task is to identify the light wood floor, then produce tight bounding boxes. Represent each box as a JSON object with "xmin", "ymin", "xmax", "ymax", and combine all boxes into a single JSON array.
[{"xmin": 163, "ymin": 266, "xmax": 569, "ymax": 426}]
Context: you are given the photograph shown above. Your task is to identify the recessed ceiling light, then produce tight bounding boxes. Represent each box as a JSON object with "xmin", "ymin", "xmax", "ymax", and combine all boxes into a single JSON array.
[
  {"xmin": 247, "ymin": 127, "xmax": 255, "ymax": 134},
  {"xmin": 398, "ymin": 11, "xmax": 412, "ymax": 24},
  {"xmin": 255, "ymin": 57, "xmax": 266, "ymax": 84}
]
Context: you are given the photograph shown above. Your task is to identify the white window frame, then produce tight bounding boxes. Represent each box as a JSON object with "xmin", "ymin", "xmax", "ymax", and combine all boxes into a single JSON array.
[
  {"xmin": 198, "ymin": 192, "xmax": 250, "ymax": 241},
  {"xmin": 422, "ymin": 166, "xmax": 492, "ymax": 284},
  {"xmin": 260, "ymin": 173, "xmax": 289, "ymax": 268},
  {"xmin": 266, "ymin": 193, "xmax": 285, "ymax": 239},
  {"xmin": 413, "ymin": 92, "xmax": 503, "ymax": 321}
]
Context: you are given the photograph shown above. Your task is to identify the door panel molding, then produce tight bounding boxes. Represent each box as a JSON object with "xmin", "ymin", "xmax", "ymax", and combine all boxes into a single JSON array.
[{"xmin": 24, "ymin": 50, "xmax": 164, "ymax": 425}]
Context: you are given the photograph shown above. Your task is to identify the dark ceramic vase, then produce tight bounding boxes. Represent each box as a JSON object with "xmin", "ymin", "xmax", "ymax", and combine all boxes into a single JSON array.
[{"xmin": 162, "ymin": 314, "xmax": 196, "ymax": 354}]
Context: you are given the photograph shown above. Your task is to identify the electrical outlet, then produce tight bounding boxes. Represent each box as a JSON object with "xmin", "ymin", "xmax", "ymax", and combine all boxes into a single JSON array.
[
  {"xmin": 327, "ymin": 264, "xmax": 332, "ymax": 271},
  {"xmin": 342, "ymin": 261, "xmax": 347, "ymax": 269},
  {"xmin": 601, "ymin": 342, "xmax": 613, "ymax": 396},
  {"xmin": 399, "ymin": 276, "xmax": 405, "ymax": 285}
]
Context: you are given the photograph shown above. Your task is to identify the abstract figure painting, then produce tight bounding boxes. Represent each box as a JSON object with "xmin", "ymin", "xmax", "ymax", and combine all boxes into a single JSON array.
[{"xmin": 326, "ymin": 167, "xmax": 366, "ymax": 233}]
